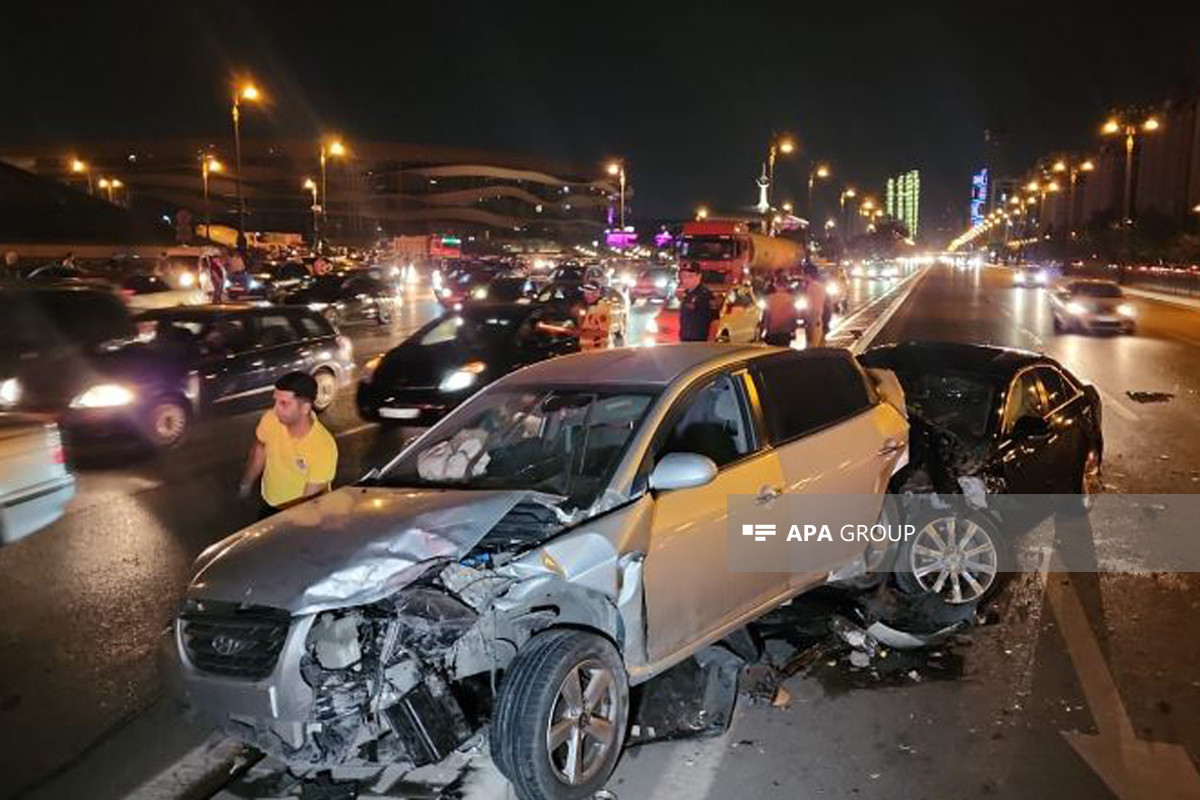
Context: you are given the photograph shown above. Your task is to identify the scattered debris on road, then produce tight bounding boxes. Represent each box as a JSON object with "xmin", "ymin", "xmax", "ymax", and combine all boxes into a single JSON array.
[{"xmin": 1126, "ymin": 390, "xmax": 1175, "ymax": 403}]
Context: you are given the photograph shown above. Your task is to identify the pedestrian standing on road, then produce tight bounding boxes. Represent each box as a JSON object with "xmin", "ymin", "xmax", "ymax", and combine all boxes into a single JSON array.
[
  {"xmin": 803, "ymin": 262, "xmax": 828, "ymax": 348},
  {"xmin": 678, "ymin": 264, "xmax": 717, "ymax": 342},
  {"xmin": 578, "ymin": 282, "xmax": 612, "ymax": 350},
  {"xmin": 762, "ymin": 278, "xmax": 798, "ymax": 347},
  {"xmin": 238, "ymin": 371, "xmax": 338, "ymax": 519}
]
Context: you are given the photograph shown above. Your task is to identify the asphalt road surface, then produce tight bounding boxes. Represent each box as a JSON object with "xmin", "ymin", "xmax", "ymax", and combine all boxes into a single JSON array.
[{"xmin": 8, "ymin": 266, "xmax": 1199, "ymax": 800}]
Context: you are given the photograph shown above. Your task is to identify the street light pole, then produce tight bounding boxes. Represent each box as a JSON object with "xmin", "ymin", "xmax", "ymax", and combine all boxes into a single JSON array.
[
  {"xmin": 808, "ymin": 164, "xmax": 830, "ymax": 219},
  {"xmin": 201, "ymin": 156, "xmax": 223, "ymax": 241},
  {"xmin": 304, "ymin": 178, "xmax": 319, "ymax": 244},
  {"xmin": 765, "ymin": 135, "xmax": 794, "ymax": 209},
  {"xmin": 320, "ymin": 139, "xmax": 346, "ymax": 248},
  {"xmin": 230, "ymin": 83, "xmax": 261, "ymax": 245},
  {"xmin": 606, "ymin": 161, "xmax": 626, "ymax": 230}
]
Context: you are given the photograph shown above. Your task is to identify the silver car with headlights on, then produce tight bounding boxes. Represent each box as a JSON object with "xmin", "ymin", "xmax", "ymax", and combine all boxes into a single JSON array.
[
  {"xmin": 165, "ymin": 344, "xmax": 908, "ymax": 800},
  {"xmin": 1050, "ymin": 279, "xmax": 1136, "ymax": 334}
]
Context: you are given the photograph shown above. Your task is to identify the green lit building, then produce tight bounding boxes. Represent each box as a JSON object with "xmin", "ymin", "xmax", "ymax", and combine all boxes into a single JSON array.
[{"xmin": 885, "ymin": 170, "xmax": 921, "ymax": 238}]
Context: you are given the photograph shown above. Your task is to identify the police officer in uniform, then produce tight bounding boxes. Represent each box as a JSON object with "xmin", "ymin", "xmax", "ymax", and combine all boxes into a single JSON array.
[{"xmin": 678, "ymin": 263, "xmax": 717, "ymax": 342}]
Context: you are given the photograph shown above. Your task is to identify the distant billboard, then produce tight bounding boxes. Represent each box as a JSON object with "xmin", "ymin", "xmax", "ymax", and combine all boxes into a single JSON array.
[{"xmin": 970, "ymin": 168, "xmax": 989, "ymax": 227}]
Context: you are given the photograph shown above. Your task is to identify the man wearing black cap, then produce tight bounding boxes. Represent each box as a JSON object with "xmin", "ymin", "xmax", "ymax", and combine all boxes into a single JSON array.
[{"xmin": 238, "ymin": 371, "xmax": 338, "ymax": 518}]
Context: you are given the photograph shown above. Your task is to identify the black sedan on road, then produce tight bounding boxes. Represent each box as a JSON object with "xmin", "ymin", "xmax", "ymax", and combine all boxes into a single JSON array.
[
  {"xmin": 0, "ymin": 287, "xmax": 355, "ymax": 449},
  {"xmin": 859, "ymin": 341, "xmax": 1104, "ymax": 604},
  {"xmin": 356, "ymin": 302, "xmax": 580, "ymax": 425},
  {"xmin": 278, "ymin": 272, "xmax": 397, "ymax": 327},
  {"xmin": 860, "ymin": 341, "xmax": 1104, "ymax": 497}
]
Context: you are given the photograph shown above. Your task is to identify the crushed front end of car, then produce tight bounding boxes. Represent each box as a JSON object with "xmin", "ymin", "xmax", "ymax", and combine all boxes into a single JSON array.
[{"xmin": 163, "ymin": 484, "xmax": 643, "ymax": 776}]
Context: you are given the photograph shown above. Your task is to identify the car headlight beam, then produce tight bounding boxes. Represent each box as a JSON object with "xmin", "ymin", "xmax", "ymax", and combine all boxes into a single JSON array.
[{"xmin": 71, "ymin": 383, "xmax": 136, "ymax": 409}]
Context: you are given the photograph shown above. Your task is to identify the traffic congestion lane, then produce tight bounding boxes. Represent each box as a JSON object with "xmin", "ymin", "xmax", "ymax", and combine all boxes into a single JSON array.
[{"xmin": 0, "ymin": 298, "xmax": 434, "ymax": 799}]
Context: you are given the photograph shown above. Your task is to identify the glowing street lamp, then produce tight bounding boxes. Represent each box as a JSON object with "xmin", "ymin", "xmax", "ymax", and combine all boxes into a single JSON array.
[
  {"xmin": 69, "ymin": 157, "xmax": 93, "ymax": 193},
  {"xmin": 231, "ymin": 80, "xmax": 263, "ymax": 239},
  {"xmin": 808, "ymin": 163, "xmax": 831, "ymax": 216},
  {"xmin": 695, "ymin": 205, "xmax": 709, "ymax": 221},
  {"xmin": 1102, "ymin": 113, "xmax": 1162, "ymax": 225}
]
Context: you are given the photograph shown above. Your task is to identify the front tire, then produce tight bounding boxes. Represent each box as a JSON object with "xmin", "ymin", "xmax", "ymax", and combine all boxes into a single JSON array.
[
  {"xmin": 491, "ymin": 630, "xmax": 628, "ymax": 800},
  {"xmin": 142, "ymin": 397, "xmax": 190, "ymax": 449},
  {"xmin": 312, "ymin": 369, "xmax": 337, "ymax": 413}
]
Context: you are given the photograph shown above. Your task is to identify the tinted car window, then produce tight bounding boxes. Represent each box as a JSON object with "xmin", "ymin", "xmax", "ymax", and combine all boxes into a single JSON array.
[
  {"xmin": 1003, "ymin": 371, "xmax": 1047, "ymax": 429},
  {"xmin": 1036, "ymin": 367, "xmax": 1074, "ymax": 409},
  {"xmin": 660, "ymin": 374, "xmax": 754, "ymax": 468},
  {"xmin": 254, "ymin": 314, "xmax": 300, "ymax": 348},
  {"xmin": 753, "ymin": 354, "xmax": 873, "ymax": 444},
  {"xmin": 294, "ymin": 313, "xmax": 333, "ymax": 340}
]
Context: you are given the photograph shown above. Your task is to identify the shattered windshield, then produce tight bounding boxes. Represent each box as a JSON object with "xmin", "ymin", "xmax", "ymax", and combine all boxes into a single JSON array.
[
  {"xmin": 380, "ymin": 388, "xmax": 656, "ymax": 511},
  {"xmin": 898, "ymin": 371, "xmax": 997, "ymax": 440}
]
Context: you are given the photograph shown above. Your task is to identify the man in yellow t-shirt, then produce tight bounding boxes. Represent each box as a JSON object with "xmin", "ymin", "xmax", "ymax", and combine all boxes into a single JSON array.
[{"xmin": 238, "ymin": 372, "xmax": 338, "ymax": 518}]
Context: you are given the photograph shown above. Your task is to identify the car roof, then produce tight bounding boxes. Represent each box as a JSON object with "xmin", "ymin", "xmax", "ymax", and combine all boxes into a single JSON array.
[
  {"xmin": 864, "ymin": 341, "xmax": 1047, "ymax": 377},
  {"xmin": 501, "ymin": 343, "xmax": 764, "ymax": 388}
]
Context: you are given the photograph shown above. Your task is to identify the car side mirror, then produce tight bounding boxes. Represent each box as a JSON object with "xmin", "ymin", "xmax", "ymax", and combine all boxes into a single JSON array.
[
  {"xmin": 649, "ymin": 452, "xmax": 718, "ymax": 492},
  {"xmin": 1011, "ymin": 415, "xmax": 1050, "ymax": 440}
]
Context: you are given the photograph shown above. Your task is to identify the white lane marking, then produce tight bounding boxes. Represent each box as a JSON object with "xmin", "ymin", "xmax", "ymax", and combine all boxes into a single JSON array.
[
  {"xmin": 335, "ymin": 422, "xmax": 378, "ymax": 439},
  {"xmin": 125, "ymin": 734, "xmax": 246, "ymax": 800}
]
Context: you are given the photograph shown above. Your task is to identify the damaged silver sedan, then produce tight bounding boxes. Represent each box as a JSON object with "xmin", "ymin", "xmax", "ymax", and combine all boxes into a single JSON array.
[{"xmin": 165, "ymin": 343, "xmax": 908, "ymax": 800}]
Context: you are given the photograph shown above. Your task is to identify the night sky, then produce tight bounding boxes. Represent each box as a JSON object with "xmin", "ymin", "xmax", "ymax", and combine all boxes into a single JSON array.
[{"xmin": 6, "ymin": 2, "xmax": 1200, "ymax": 231}]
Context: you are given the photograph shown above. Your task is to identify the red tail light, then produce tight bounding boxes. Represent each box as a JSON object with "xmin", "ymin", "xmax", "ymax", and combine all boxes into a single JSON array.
[{"xmin": 51, "ymin": 446, "xmax": 65, "ymax": 465}]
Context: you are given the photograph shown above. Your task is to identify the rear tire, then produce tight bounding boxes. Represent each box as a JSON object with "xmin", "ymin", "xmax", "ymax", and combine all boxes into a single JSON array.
[
  {"xmin": 895, "ymin": 504, "xmax": 1011, "ymax": 605},
  {"xmin": 491, "ymin": 630, "xmax": 628, "ymax": 800}
]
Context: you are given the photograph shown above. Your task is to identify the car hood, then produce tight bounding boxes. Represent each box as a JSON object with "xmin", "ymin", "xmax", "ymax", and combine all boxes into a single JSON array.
[{"xmin": 187, "ymin": 486, "xmax": 531, "ymax": 615}]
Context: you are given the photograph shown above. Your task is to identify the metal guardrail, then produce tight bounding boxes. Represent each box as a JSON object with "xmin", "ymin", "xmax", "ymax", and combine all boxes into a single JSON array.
[{"xmin": 1064, "ymin": 264, "xmax": 1200, "ymax": 298}]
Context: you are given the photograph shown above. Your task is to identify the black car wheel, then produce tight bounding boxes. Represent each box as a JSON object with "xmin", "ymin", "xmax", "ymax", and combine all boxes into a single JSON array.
[
  {"xmin": 143, "ymin": 398, "xmax": 190, "ymax": 449},
  {"xmin": 312, "ymin": 370, "xmax": 337, "ymax": 412},
  {"xmin": 491, "ymin": 629, "xmax": 627, "ymax": 800},
  {"xmin": 377, "ymin": 301, "xmax": 393, "ymax": 326},
  {"xmin": 896, "ymin": 506, "xmax": 1011, "ymax": 605}
]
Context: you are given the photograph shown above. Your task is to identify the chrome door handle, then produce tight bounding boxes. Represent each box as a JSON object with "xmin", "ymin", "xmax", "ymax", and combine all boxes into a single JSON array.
[
  {"xmin": 877, "ymin": 439, "xmax": 905, "ymax": 456},
  {"xmin": 757, "ymin": 485, "xmax": 782, "ymax": 504}
]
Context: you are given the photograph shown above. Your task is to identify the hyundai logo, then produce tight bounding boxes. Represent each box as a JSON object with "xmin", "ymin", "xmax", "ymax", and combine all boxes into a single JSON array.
[{"xmin": 212, "ymin": 634, "xmax": 251, "ymax": 657}]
